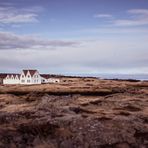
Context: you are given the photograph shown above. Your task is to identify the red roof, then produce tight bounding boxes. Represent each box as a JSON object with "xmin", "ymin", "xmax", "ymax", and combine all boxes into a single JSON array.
[
  {"xmin": 22, "ymin": 70, "xmax": 37, "ymax": 77},
  {"xmin": 11, "ymin": 74, "xmax": 20, "ymax": 78},
  {"xmin": 40, "ymin": 74, "xmax": 51, "ymax": 79},
  {"xmin": 0, "ymin": 74, "xmax": 7, "ymax": 79},
  {"xmin": 0, "ymin": 73, "xmax": 20, "ymax": 79}
]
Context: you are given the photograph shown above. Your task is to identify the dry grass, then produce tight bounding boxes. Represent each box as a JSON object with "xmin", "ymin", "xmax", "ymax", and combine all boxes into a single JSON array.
[{"xmin": 0, "ymin": 78, "xmax": 147, "ymax": 147}]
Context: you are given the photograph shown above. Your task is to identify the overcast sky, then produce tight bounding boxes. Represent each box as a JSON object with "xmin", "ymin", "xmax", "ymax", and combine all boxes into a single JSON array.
[{"xmin": 0, "ymin": 0, "xmax": 148, "ymax": 75}]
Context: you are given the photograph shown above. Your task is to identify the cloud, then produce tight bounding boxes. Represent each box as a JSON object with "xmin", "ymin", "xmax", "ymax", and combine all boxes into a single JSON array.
[
  {"xmin": 94, "ymin": 14, "xmax": 112, "ymax": 18},
  {"xmin": 128, "ymin": 9, "xmax": 148, "ymax": 15},
  {"xmin": 0, "ymin": 32, "xmax": 80, "ymax": 50},
  {"xmin": 0, "ymin": 34, "xmax": 147, "ymax": 74},
  {"xmin": 0, "ymin": 37, "xmax": 148, "ymax": 74},
  {"xmin": 114, "ymin": 9, "xmax": 148, "ymax": 26},
  {"xmin": 95, "ymin": 9, "xmax": 148, "ymax": 26},
  {"xmin": 0, "ymin": 5, "xmax": 42, "ymax": 24}
]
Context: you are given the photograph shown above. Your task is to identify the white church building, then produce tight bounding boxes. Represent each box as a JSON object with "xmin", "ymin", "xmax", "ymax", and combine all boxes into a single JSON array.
[{"xmin": 2, "ymin": 70, "xmax": 60, "ymax": 85}]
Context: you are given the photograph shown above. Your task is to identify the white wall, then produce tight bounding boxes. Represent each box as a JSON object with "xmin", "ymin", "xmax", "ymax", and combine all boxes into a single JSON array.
[
  {"xmin": 20, "ymin": 71, "xmax": 41, "ymax": 85},
  {"xmin": 31, "ymin": 71, "xmax": 42, "ymax": 84},
  {"xmin": 20, "ymin": 71, "xmax": 28, "ymax": 84},
  {"xmin": 41, "ymin": 77, "xmax": 48, "ymax": 83},
  {"xmin": 3, "ymin": 75, "xmax": 20, "ymax": 84},
  {"xmin": 48, "ymin": 78, "xmax": 60, "ymax": 83},
  {"xmin": 40, "ymin": 77, "xmax": 60, "ymax": 84}
]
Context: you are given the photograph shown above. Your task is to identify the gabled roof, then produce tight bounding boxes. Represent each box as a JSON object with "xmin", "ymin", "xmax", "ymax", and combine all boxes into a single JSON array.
[
  {"xmin": 22, "ymin": 70, "xmax": 37, "ymax": 77},
  {"xmin": 0, "ymin": 73, "xmax": 20, "ymax": 79},
  {"xmin": 13, "ymin": 74, "xmax": 20, "ymax": 78},
  {"xmin": 0, "ymin": 73, "xmax": 7, "ymax": 79},
  {"xmin": 7, "ymin": 74, "xmax": 20, "ymax": 78},
  {"xmin": 40, "ymin": 74, "xmax": 51, "ymax": 79}
]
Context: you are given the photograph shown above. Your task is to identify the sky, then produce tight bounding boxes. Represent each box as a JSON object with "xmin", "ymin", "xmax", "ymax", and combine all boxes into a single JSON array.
[{"xmin": 0, "ymin": 0, "xmax": 148, "ymax": 75}]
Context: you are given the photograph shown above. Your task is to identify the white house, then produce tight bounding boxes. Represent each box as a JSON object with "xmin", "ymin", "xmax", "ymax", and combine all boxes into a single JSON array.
[
  {"xmin": 2, "ymin": 69, "xmax": 60, "ymax": 85},
  {"xmin": 3, "ymin": 74, "xmax": 20, "ymax": 84},
  {"xmin": 20, "ymin": 70, "xmax": 41, "ymax": 85}
]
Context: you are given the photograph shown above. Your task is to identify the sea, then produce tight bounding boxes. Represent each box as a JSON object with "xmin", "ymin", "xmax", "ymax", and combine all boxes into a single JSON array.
[
  {"xmin": 69, "ymin": 74, "xmax": 148, "ymax": 81},
  {"xmin": 97, "ymin": 74, "xmax": 148, "ymax": 81}
]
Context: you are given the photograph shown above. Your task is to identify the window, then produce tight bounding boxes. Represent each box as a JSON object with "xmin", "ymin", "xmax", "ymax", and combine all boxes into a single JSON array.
[
  {"xmin": 27, "ymin": 80, "xmax": 30, "ymax": 83},
  {"xmin": 22, "ymin": 75, "xmax": 24, "ymax": 78},
  {"xmin": 28, "ymin": 75, "xmax": 30, "ymax": 78},
  {"xmin": 34, "ymin": 75, "xmax": 38, "ymax": 78},
  {"xmin": 21, "ymin": 80, "xmax": 25, "ymax": 83}
]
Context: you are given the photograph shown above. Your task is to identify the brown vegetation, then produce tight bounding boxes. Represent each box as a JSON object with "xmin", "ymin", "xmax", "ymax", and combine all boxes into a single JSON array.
[{"xmin": 0, "ymin": 77, "xmax": 147, "ymax": 147}]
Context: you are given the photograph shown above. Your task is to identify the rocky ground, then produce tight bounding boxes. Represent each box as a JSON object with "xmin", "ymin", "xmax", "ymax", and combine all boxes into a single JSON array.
[{"xmin": 0, "ymin": 78, "xmax": 147, "ymax": 148}]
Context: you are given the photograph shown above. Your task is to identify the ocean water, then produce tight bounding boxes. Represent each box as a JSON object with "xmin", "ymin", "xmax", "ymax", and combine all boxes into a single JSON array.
[
  {"xmin": 64, "ymin": 73, "xmax": 148, "ymax": 81},
  {"xmin": 97, "ymin": 74, "xmax": 148, "ymax": 81},
  {"xmin": 69, "ymin": 73, "xmax": 148, "ymax": 81}
]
